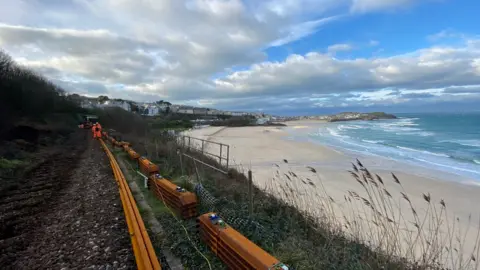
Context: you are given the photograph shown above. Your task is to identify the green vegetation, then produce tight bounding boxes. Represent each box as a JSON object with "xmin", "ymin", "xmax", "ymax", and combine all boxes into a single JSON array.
[
  {"xmin": 328, "ymin": 112, "xmax": 397, "ymax": 122},
  {"xmin": 0, "ymin": 158, "xmax": 24, "ymax": 175},
  {"xmin": 210, "ymin": 117, "xmax": 255, "ymax": 127},
  {"xmin": 0, "ymin": 51, "xmax": 82, "ymax": 126},
  {"xmin": 0, "ymin": 51, "xmax": 83, "ymax": 178},
  {"xmin": 210, "ymin": 116, "xmax": 286, "ymax": 127},
  {"xmin": 148, "ymin": 117, "xmax": 193, "ymax": 130}
]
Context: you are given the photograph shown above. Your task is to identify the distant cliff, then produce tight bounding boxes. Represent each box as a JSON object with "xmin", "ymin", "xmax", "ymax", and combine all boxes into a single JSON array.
[{"xmin": 327, "ymin": 112, "xmax": 397, "ymax": 122}]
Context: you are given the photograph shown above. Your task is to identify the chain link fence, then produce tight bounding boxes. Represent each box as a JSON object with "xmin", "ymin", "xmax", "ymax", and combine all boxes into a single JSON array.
[{"xmin": 192, "ymin": 182, "xmax": 274, "ymax": 246}]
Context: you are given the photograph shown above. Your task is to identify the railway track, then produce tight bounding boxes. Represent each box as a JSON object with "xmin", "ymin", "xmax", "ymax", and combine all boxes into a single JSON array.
[{"xmin": 0, "ymin": 132, "xmax": 135, "ymax": 269}]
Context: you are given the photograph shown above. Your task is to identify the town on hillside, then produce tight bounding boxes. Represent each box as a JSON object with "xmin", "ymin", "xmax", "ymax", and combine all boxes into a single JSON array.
[
  {"xmin": 77, "ymin": 95, "xmax": 280, "ymax": 125},
  {"xmin": 76, "ymin": 95, "xmax": 396, "ymax": 125}
]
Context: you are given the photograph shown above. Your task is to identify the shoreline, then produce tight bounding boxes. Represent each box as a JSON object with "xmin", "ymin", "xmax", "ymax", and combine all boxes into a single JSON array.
[
  {"xmin": 187, "ymin": 125, "xmax": 480, "ymax": 265},
  {"xmin": 285, "ymin": 119, "xmax": 480, "ymax": 183}
]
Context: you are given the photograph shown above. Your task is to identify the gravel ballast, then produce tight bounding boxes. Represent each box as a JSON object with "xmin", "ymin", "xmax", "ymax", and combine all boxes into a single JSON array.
[{"xmin": 0, "ymin": 135, "xmax": 135, "ymax": 269}]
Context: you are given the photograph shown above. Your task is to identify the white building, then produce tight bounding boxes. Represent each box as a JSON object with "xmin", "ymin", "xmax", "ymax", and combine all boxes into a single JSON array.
[
  {"xmin": 194, "ymin": 108, "xmax": 208, "ymax": 115},
  {"xmin": 145, "ymin": 106, "xmax": 159, "ymax": 116},
  {"xmin": 207, "ymin": 109, "xmax": 220, "ymax": 115},
  {"xmin": 178, "ymin": 108, "xmax": 194, "ymax": 114},
  {"xmin": 80, "ymin": 101, "xmax": 95, "ymax": 109},
  {"xmin": 158, "ymin": 104, "xmax": 169, "ymax": 112},
  {"xmin": 102, "ymin": 100, "xmax": 131, "ymax": 111},
  {"xmin": 170, "ymin": 105, "xmax": 180, "ymax": 113}
]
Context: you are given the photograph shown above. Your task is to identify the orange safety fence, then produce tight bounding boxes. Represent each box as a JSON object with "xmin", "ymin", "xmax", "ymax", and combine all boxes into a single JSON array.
[
  {"xmin": 138, "ymin": 157, "xmax": 160, "ymax": 176},
  {"xmin": 149, "ymin": 174, "xmax": 198, "ymax": 219},
  {"xmin": 100, "ymin": 131, "xmax": 288, "ymax": 270},
  {"xmin": 100, "ymin": 138, "xmax": 161, "ymax": 270},
  {"xmin": 127, "ymin": 149, "xmax": 141, "ymax": 161},
  {"xmin": 198, "ymin": 213, "xmax": 288, "ymax": 270}
]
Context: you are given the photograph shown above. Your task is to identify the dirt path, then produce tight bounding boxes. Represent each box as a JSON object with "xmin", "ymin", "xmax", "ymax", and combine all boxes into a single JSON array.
[{"xmin": 0, "ymin": 132, "xmax": 135, "ymax": 269}]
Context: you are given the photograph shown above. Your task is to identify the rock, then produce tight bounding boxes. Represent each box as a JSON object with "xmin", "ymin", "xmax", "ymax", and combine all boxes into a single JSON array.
[{"xmin": 327, "ymin": 112, "xmax": 397, "ymax": 122}]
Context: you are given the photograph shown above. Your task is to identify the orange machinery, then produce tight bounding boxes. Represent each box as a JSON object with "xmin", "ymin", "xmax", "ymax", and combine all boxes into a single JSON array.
[
  {"xmin": 138, "ymin": 157, "xmax": 159, "ymax": 176},
  {"xmin": 197, "ymin": 213, "xmax": 288, "ymax": 270},
  {"xmin": 149, "ymin": 174, "xmax": 198, "ymax": 219}
]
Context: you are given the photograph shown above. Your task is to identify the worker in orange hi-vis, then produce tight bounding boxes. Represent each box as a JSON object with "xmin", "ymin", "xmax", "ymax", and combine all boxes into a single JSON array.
[
  {"xmin": 91, "ymin": 123, "xmax": 97, "ymax": 139},
  {"xmin": 94, "ymin": 122, "xmax": 102, "ymax": 139}
]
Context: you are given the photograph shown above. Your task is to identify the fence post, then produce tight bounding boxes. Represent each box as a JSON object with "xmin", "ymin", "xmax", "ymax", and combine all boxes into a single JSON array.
[
  {"xmin": 194, "ymin": 159, "xmax": 201, "ymax": 184},
  {"xmin": 201, "ymin": 139, "xmax": 205, "ymax": 155},
  {"xmin": 248, "ymin": 170, "xmax": 253, "ymax": 218},
  {"xmin": 219, "ymin": 144, "xmax": 223, "ymax": 165},
  {"xmin": 226, "ymin": 145, "xmax": 230, "ymax": 169}
]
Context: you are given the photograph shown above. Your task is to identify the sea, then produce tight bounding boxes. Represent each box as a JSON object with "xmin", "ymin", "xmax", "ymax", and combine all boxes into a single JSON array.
[{"xmin": 291, "ymin": 112, "xmax": 480, "ymax": 182}]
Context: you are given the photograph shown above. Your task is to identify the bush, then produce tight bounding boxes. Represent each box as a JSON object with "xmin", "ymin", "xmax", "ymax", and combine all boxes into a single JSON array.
[
  {"xmin": 0, "ymin": 50, "xmax": 82, "ymax": 138},
  {"xmin": 210, "ymin": 117, "xmax": 255, "ymax": 127}
]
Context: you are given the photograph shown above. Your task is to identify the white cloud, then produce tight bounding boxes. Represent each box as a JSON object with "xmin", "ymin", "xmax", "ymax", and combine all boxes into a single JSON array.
[
  {"xmin": 369, "ymin": 40, "xmax": 379, "ymax": 46},
  {"xmin": 1, "ymin": 0, "xmax": 476, "ymax": 112},
  {"xmin": 350, "ymin": 0, "xmax": 419, "ymax": 13},
  {"xmin": 213, "ymin": 39, "xmax": 480, "ymax": 100},
  {"xmin": 270, "ymin": 16, "xmax": 341, "ymax": 47},
  {"xmin": 327, "ymin": 43, "xmax": 354, "ymax": 54}
]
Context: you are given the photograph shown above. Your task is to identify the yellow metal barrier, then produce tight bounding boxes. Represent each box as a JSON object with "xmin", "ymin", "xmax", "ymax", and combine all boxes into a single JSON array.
[{"xmin": 100, "ymin": 139, "xmax": 161, "ymax": 270}]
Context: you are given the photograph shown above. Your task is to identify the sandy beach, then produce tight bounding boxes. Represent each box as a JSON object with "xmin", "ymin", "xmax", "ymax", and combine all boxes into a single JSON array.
[{"xmin": 185, "ymin": 122, "xmax": 480, "ymax": 268}]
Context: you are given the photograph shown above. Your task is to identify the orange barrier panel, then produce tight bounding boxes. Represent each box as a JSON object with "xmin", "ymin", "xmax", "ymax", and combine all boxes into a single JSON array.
[
  {"xmin": 128, "ymin": 149, "xmax": 141, "ymax": 161},
  {"xmin": 197, "ymin": 213, "xmax": 288, "ymax": 270},
  {"xmin": 120, "ymin": 141, "xmax": 131, "ymax": 149},
  {"xmin": 149, "ymin": 174, "xmax": 198, "ymax": 219},
  {"xmin": 138, "ymin": 157, "xmax": 159, "ymax": 176}
]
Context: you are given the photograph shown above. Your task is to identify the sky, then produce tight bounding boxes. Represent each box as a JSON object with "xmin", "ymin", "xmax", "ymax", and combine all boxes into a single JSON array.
[{"xmin": 1, "ymin": 0, "xmax": 480, "ymax": 115}]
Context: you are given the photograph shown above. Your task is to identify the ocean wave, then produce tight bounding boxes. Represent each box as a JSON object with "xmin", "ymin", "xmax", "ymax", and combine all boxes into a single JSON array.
[
  {"xmin": 398, "ymin": 123, "xmax": 419, "ymax": 126},
  {"xmin": 395, "ymin": 118, "xmax": 419, "ymax": 126},
  {"xmin": 397, "ymin": 117, "xmax": 419, "ymax": 120},
  {"xmin": 326, "ymin": 127, "xmax": 349, "ymax": 138},
  {"xmin": 362, "ymin": 139, "xmax": 384, "ymax": 144},
  {"xmin": 415, "ymin": 158, "xmax": 480, "ymax": 175},
  {"xmin": 371, "ymin": 121, "xmax": 422, "ymax": 133},
  {"xmin": 337, "ymin": 124, "xmax": 362, "ymax": 130},
  {"xmin": 444, "ymin": 139, "xmax": 480, "ymax": 147},
  {"xmin": 449, "ymin": 155, "xmax": 480, "ymax": 166},
  {"xmin": 396, "ymin": 146, "xmax": 450, "ymax": 157},
  {"xmin": 398, "ymin": 131, "xmax": 435, "ymax": 137}
]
